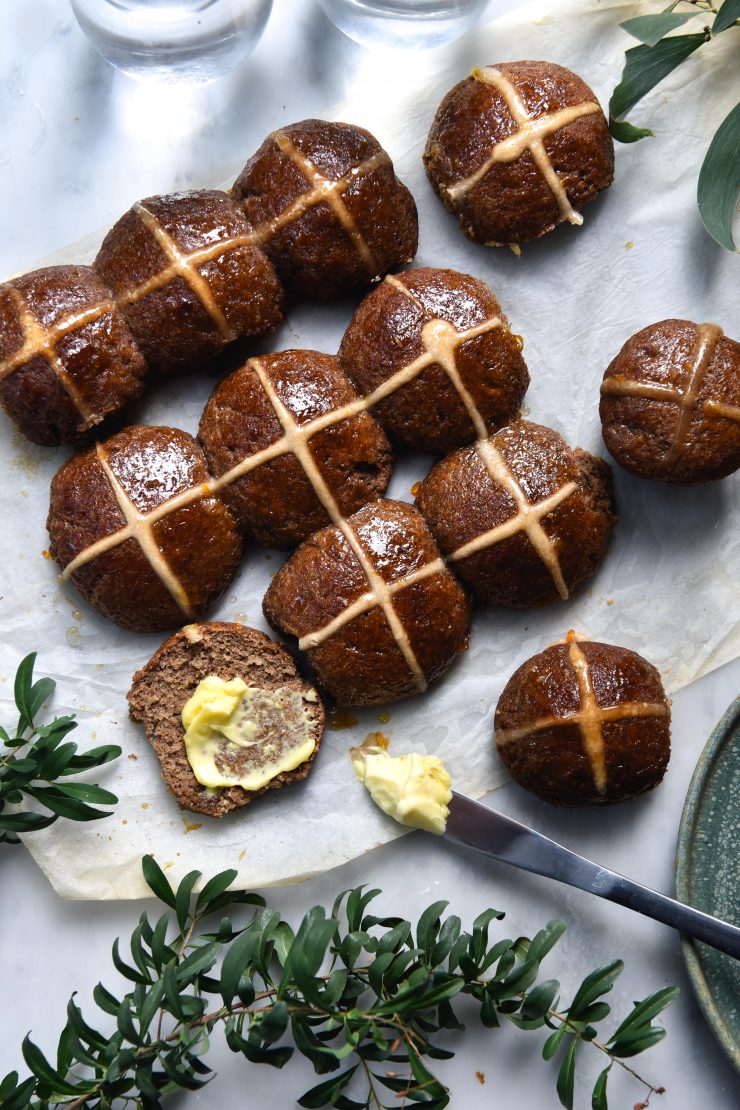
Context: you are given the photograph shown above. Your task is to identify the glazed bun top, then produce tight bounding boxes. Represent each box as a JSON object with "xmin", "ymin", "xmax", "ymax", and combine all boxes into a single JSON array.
[
  {"xmin": 424, "ymin": 60, "xmax": 613, "ymax": 246},
  {"xmin": 232, "ymin": 119, "xmax": 418, "ymax": 300}
]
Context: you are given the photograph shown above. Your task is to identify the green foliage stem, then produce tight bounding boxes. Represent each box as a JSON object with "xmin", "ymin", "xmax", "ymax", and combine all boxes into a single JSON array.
[
  {"xmin": 0, "ymin": 653, "xmax": 121, "ymax": 843},
  {"xmin": 609, "ymin": 1, "xmax": 740, "ymax": 250},
  {"xmin": 2, "ymin": 857, "xmax": 678, "ymax": 1109}
]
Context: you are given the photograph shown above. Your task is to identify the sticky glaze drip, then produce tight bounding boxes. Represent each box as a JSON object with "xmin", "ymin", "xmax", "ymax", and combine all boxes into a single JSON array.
[{"xmin": 447, "ymin": 66, "xmax": 600, "ymax": 226}]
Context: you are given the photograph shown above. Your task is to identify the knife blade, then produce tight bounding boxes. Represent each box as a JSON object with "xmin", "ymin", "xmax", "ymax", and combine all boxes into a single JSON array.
[{"xmin": 444, "ymin": 791, "xmax": 740, "ymax": 960}]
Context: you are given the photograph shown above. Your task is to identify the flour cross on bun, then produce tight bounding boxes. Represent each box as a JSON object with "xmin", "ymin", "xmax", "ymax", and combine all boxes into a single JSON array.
[
  {"xmin": 416, "ymin": 421, "xmax": 616, "ymax": 609},
  {"xmin": 494, "ymin": 636, "xmax": 671, "ymax": 806},
  {"xmin": 0, "ymin": 286, "xmax": 113, "ymax": 412},
  {"xmin": 339, "ymin": 268, "xmax": 528, "ymax": 455},
  {"xmin": 423, "ymin": 61, "xmax": 614, "ymax": 246},
  {"xmin": 247, "ymin": 358, "xmax": 432, "ymax": 690},
  {"xmin": 48, "ymin": 425, "xmax": 242, "ymax": 633},
  {"xmin": 232, "ymin": 120, "xmax": 418, "ymax": 300},
  {"xmin": 447, "ymin": 67, "xmax": 601, "ymax": 227},
  {"xmin": 124, "ymin": 202, "xmax": 243, "ymax": 342},
  {"xmin": 95, "ymin": 190, "xmax": 284, "ymax": 375},
  {"xmin": 600, "ymin": 321, "xmax": 740, "ymax": 484},
  {"xmin": 248, "ymin": 131, "xmax": 388, "ymax": 274},
  {"xmin": 0, "ymin": 265, "xmax": 147, "ymax": 446},
  {"xmin": 452, "ymin": 437, "xmax": 577, "ymax": 599}
]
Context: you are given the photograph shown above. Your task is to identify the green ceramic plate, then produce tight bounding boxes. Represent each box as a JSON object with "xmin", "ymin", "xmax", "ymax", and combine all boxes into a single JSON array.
[{"xmin": 675, "ymin": 696, "xmax": 740, "ymax": 1072}]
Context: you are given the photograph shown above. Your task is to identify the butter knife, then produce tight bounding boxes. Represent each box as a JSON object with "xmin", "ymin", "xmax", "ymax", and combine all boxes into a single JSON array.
[{"xmin": 444, "ymin": 791, "xmax": 740, "ymax": 960}]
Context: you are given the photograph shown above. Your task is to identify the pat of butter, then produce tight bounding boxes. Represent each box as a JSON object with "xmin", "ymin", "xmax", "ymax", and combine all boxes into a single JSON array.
[
  {"xmin": 182, "ymin": 675, "xmax": 316, "ymax": 791},
  {"xmin": 351, "ymin": 737, "xmax": 452, "ymax": 836}
]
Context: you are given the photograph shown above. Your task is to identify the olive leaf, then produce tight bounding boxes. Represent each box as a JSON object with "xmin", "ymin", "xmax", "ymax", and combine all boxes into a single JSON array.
[
  {"xmin": 1, "ymin": 858, "xmax": 677, "ymax": 1109},
  {"xmin": 0, "ymin": 652, "xmax": 120, "ymax": 843}
]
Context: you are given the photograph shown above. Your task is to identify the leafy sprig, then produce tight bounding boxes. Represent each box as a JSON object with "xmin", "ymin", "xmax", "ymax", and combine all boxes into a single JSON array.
[
  {"xmin": 0, "ymin": 652, "xmax": 121, "ymax": 843},
  {"xmin": 2, "ymin": 856, "xmax": 677, "ymax": 1108},
  {"xmin": 609, "ymin": 1, "xmax": 740, "ymax": 250}
]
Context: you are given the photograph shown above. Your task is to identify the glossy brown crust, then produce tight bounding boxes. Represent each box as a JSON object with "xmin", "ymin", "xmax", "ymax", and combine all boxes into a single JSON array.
[
  {"xmin": 263, "ymin": 499, "xmax": 471, "ymax": 706},
  {"xmin": 94, "ymin": 190, "xmax": 284, "ymax": 375},
  {"xmin": 198, "ymin": 349, "xmax": 392, "ymax": 548},
  {"xmin": 232, "ymin": 119, "xmax": 418, "ymax": 301},
  {"xmin": 416, "ymin": 421, "xmax": 616, "ymax": 607},
  {"xmin": 128, "ymin": 622, "xmax": 325, "ymax": 817},
  {"xmin": 494, "ymin": 641, "xmax": 671, "ymax": 806},
  {"xmin": 0, "ymin": 265, "xmax": 146, "ymax": 446},
  {"xmin": 338, "ymin": 267, "xmax": 529, "ymax": 454},
  {"xmin": 424, "ymin": 61, "xmax": 614, "ymax": 245},
  {"xmin": 599, "ymin": 319, "xmax": 740, "ymax": 484},
  {"xmin": 47, "ymin": 425, "xmax": 242, "ymax": 632}
]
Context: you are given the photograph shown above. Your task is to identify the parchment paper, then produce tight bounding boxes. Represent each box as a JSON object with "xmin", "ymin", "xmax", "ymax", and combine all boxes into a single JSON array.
[{"xmin": 2, "ymin": 0, "xmax": 738, "ymax": 898}]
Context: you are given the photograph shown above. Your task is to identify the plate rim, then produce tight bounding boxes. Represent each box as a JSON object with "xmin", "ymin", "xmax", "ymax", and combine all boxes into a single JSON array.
[{"xmin": 675, "ymin": 695, "xmax": 740, "ymax": 1072}]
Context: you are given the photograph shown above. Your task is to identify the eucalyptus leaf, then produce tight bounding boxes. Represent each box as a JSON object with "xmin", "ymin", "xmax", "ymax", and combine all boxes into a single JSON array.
[
  {"xmin": 609, "ymin": 34, "xmax": 705, "ymax": 123},
  {"xmin": 713, "ymin": 0, "xmax": 740, "ymax": 35},
  {"xmin": 697, "ymin": 101, "xmax": 740, "ymax": 251},
  {"xmin": 620, "ymin": 12, "xmax": 699, "ymax": 47}
]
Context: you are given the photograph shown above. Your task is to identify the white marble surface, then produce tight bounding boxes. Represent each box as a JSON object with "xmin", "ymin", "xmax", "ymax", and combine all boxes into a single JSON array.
[{"xmin": 1, "ymin": 0, "xmax": 739, "ymax": 1106}]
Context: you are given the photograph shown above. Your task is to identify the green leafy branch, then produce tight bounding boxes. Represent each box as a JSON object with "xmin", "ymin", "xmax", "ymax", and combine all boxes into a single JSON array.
[
  {"xmin": 2, "ymin": 856, "xmax": 677, "ymax": 1108},
  {"xmin": 609, "ymin": 0, "xmax": 740, "ymax": 250},
  {"xmin": 0, "ymin": 653, "xmax": 121, "ymax": 843}
]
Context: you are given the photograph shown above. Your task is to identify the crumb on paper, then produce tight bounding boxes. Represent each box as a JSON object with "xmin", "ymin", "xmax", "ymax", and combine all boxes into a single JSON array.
[
  {"xmin": 121, "ymin": 819, "xmax": 127, "ymax": 825},
  {"xmin": 141, "ymin": 801, "xmax": 149, "ymax": 808},
  {"xmin": 164, "ymin": 861, "xmax": 174, "ymax": 869},
  {"xmin": 410, "ymin": 481, "xmax": 421, "ymax": 496},
  {"xmin": 377, "ymin": 710, "xmax": 390, "ymax": 724},
  {"xmin": 42, "ymin": 549, "xmax": 51, "ymax": 559},
  {"xmin": 475, "ymin": 1071, "xmax": 485, "ymax": 1085},
  {"xmin": 606, "ymin": 597, "xmax": 614, "ymax": 606},
  {"xmin": 625, "ymin": 241, "xmax": 634, "ymax": 249},
  {"xmin": 128, "ymin": 753, "xmax": 138, "ymax": 761},
  {"xmin": 239, "ymin": 850, "xmax": 246, "ymax": 861},
  {"xmin": 182, "ymin": 819, "xmax": 203, "ymax": 833}
]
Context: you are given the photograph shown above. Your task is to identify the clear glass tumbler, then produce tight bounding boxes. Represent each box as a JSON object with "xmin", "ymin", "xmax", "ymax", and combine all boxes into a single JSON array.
[
  {"xmin": 315, "ymin": 0, "xmax": 490, "ymax": 50},
  {"xmin": 69, "ymin": 0, "xmax": 274, "ymax": 81}
]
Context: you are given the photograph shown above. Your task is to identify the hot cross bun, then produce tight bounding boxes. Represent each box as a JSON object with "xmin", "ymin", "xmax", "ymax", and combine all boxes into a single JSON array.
[
  {"xmin": 415, "ymin": 421, "xmax": 616, "ymax": 607},
  {"xmin": 599, "ymin": 319, "xmax": 740, "ymax": 484},
  {"xmin": 338, "ymin": 267, "xmax": 529, "ymax": 454},
  {"xmin": 0, "ymin": 265, "xmax": 146, "ymax": 446},
  {"xmin": 232, "ymin": 119, "xmax": 418, "ymax": 300},
  {"xmin": 424, "ymin": 60, "xmax": 613, "ymax": 246},
  {"xmin": 94, "ymin": 189, "xmax": 284, "ymax": 375},
  {"xmin": 47, "ymin": 425, "xmax": 242, "ymax": 632},
  {"xmin": 263, "ymin": 498, "xmax": 471, "ymax": 706},
  {"xmin": 198, "ymin": 349, "xmax": 392, "ymax": 549},
  {"xmin": 494, "ymin": 635, "xmax": 671, "ymax": 806}
]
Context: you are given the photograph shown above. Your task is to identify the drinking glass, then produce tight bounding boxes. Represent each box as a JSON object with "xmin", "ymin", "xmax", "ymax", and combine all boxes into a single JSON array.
[
  {"xmin": 315, "ymin": 0, "xmax": 490, "ymax": 50},
  {"xmin": 69, "ymin": 0, "xmax": 273, "ymax": 80}
]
